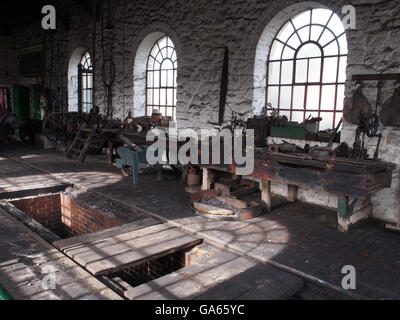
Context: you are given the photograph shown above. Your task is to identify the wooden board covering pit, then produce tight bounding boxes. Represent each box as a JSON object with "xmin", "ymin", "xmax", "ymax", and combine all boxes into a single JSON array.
[{"xmin": 54, "ymin": 218, "xmax": 203, "ymax": 276}]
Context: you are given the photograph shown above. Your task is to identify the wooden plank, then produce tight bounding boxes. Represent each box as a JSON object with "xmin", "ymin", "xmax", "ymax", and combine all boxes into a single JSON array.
[
  {"xmin": 261, "ymin": 180, "xmax": 271, "ymax": 211},
  {"xmin": 125, "ymin": 250, "xmax": 237, "ymax": 300},
  {"xmin": 287, "ymin": 185, "xmax": 298, "ymax": 202},
  {"xmin": 63, "ymin": 223, "xmax": 173, "ymax": 258},
  {"xmin": 70, "ymin": 228, "xmax": 185, "ymax": 266},
  {"xmin": 195, "ymin": 263, "xmax": 303, "ymax": 300},
  {"xmin": 125, "ymin": 249, "xmax": 303, "ymax": 300},
  {"xmin": 86, "ymin": 235, "xmax": 203, "ymax": 276},
  {"xmin": 53, "ymin": 217, "xmax": 159, "ymax": 251},
  {"xmin": 233, "ymin": 272, "xmax": 304, "ymax": 300}
]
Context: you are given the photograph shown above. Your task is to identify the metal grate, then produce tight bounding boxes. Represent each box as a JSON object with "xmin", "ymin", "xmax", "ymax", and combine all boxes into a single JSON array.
[{"xmin": 109, "ymin": 251, "xmax": 186, "ymax": 288}]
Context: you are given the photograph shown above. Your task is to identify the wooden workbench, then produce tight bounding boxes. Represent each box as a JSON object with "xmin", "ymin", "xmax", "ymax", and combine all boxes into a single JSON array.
[{"xmin": 202, "ymin": 149, "xmax": 395, "ymax": 232}]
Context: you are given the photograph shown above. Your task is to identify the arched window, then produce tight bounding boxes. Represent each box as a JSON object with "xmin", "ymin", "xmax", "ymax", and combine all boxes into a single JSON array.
[
  {"xmin": 266, "ymin": 8, "xmax": 348, "ymax": 130},
  {"xmin": 79, "ymin": 52, "xmax": 93, "ymax": 113},
  {"xmin": 146, "ymin": 36, "xmax": 177, "ymax": 119}
]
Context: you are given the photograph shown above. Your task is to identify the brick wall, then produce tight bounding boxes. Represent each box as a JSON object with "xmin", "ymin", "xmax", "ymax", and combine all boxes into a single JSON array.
[
  {"xmin": 60, "ymin": 194, "xmax": 123, "ymax": 237},
  {"xmin": 11, "ymin": 194, "xmax": 62, "ymax": 234},
  {"xmin": 11, "ymin": 193, "xmax": 123, "ymax": 239}
]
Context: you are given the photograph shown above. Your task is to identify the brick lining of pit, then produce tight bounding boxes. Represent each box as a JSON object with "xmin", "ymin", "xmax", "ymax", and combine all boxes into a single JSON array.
[{"xmin": 9, "ymin": 193, "xmax": 123, "ymax": 239}]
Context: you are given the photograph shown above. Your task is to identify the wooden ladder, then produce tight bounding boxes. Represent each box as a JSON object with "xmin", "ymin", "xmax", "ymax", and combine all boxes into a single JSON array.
[{"xmin": 65, "ymin": 128, "xmax": 94, "ymax": 162}]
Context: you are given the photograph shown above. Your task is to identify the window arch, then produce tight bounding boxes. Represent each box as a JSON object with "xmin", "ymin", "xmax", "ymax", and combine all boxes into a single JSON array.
[
  {"xmin": 79, "ymin": 51, "xmax": 93, "ymax": 113},
  {"xmin": 146, "ymin": 36, "xmax": 177, "ymax": 119},
  {"xmin": 266, "ymin": 8, "xmax": 348, "ymax": 130}
]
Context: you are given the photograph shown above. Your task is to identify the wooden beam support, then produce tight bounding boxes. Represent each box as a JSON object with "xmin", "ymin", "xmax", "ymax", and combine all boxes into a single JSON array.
[
  {"xmin": 287, "ymin": 185, "xmax": 298, "ymax": 202},
  {"xmin": 352, "ymin": 73, "xmax": 400, "ymax": 81},
  {"xmin": 337, "ymin": 196, "xmax": 372, "ymax": 233},
  {"xmin": 261, "ymin": 180, "xmax": 272, "ymax": 212},
  {"xmin": 202, "ymin": 168, "xmax": 212, "ymax": 191}
]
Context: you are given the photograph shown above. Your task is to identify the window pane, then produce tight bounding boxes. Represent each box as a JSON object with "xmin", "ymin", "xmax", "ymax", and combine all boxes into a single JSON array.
[
  {"xmin": 160, "ymin": 48, "xmax": 168, "ymax": 60},
  {"xmin": 310, "ymin": 25, "xmax": 324, "ymax": 41},
  {"xmin": 295, "ymin": 60, "xmax": 307, "ymax": 83},
  {"xmin": 279, "ymin": 110, "xmax": 291, "ymax": 120},
  {"xmin": 308, "ymin": 58, "xmax": 321, "ymax": 82},
  {"xmin": 287, "ymin": 34, "xmax": 301, "ymax": 49},
  {"xmin": 167, "ymin": 107, "xmax": 173, "ymax": 117},
  {"xmin": 270, "ymin": 41, "xmax": 284, "ymax": 60},
  {"xmin": 161, "ymin": 59, "xmax": 173, "ymax": 70},
  {"xmin": 173, "ymin": 71, "xmax": 177, "ymax": 87},
  {"xmin": 282, "ymin": 46, "xmax": 295, "ymax": 59},
  {"xmin": 171, "ymin": 50, "xmax": 177, "ymax": 62},
  {"xmin": 166, "ymin": 89, "xmax": 173, "ymax": 106},
  {"xmin": 147, "ymin": 56, "xmax": 156, "ymax": 69},
  {"xmin": 305, "ymin": 111, "xmax": 319, "ymax": 121},
  {"xmin": 158, "ymin": 37, "xmax": 167, "ymax": 50},
  {"xmin": 297, "ymin": 43, "xmax": 321, "ymax": 59},
  {"xmin": 322, "ymin": 57, "xmax": 338, "ymax": 83},
  {"xmin": 311, "ymin": 8, "xmax": 333, "ymax": 26},
  {"xmin": 154, "ymin": 52, "xmax": 163, "ymax": 63},
  {"xmin": 160, "ymin": 89, "xmax": 166, "ymax": 105},
  {"xmin": 306, "ymin": 85, "xmax": 320, "ymax": 110},
  {"xmin": 338, "ymin": 33, "xmax": 348, "ymax": 55},
  {"xmin": 336, "ymin": 85, "xmax": 345, "ymax": 111},
  {"xmin": 161, "ymin": 70, "xmax": 168, "ymax": 87},
  {"xmin": 268, "ymin": 62, "xmax": 281, "ymax": 85},
  {"xmin": 321, "ymin": 85, "xmax": 336, "ymax": 110},
  {"xmin": 293, "ymin": 86, "xmax": 305, "ymax": 109},
  {"xmin": 280, "ymin": 86, "xmax": 292, "ymax": 109},
  {"xmin": 324, "ymin": 41, "xmax": 339, "ymax": 56},
  {"xmin": 154, "ymin": 90, "xmax": 160, "ymax": 106},
  {"xmin": 167, "ymin": 70, "xmax": 174, "ymax": 87},
  {"xmin": 327, "ymin": 14, "xmax": 345, "ymax": 36},
  {"xmin": 147, "ymin": 89, "xmax": 153, "ymax": 105},
  {"xmin": 292, "ymin": 10, "xmax": 311, "ymax": 30},
  {"xmin": 292, "ymin": 111, "xmax": 304, "ymax": 123},
  {"xmin": 277, "ymin": 23, "xmax": 295, "ymax": 43},
  {"xmin": 267, "ymin": 86, "xmax": 279, "ymax": 107},
  {"xmin": 335, "ymin": 113, "xmax": 343, "ymax": 127},
  {"xmin": 297, "ymin": 26, "xmax": 310, "ymax": 43},
  {"xmin": 338, "ymin": 56, "xmax": 347, "ymax": 83},
  {"xmin": 147, "ymin": 72, "xmax": 154, "ymax": 88},
  {"xmin": 154, "ymin": 71, "xmax": 160, "ymax": 87},
  {"xmin": 281, "ymin": 61, "xmax": 293, "ymax": 84},
  {"xmin": 319, "ymin": 29, "xmax": 335, "ymax": 47},
  {"xmin": 319, "ymin": 112, "xmax": 334, "ymax": 130}
]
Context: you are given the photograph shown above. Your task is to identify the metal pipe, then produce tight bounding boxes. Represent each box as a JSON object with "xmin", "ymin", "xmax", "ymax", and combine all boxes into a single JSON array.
[{"xmin": 0, "ymin": 283, "xmax": 13, "ymax": 300}]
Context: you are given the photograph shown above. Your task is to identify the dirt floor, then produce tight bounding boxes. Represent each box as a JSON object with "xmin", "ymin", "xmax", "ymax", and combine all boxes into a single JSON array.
[{"xmin": 0, "ymin": 143, "xmax": 399, "ymax": 300}]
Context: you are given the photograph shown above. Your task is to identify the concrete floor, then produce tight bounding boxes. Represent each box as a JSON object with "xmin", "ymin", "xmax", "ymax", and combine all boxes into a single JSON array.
[
  {"xmin": 0, "ymin": 143, "xmax": 399, "ymax": 300},
  {"xmin": 0, "ymin": 206, "xmax": 121, "ymax": 300}
]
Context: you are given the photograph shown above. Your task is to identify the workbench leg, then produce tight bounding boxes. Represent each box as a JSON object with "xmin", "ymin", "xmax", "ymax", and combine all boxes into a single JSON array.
[
  {"xmin": 338, "ymin": 196, "xmax": 372, "ymax": 233},
  {"xmin": 338, "ymin": 196, "xmax": 350, "ymax": 233},
  {"xmin": 261, "ymin": 180, "xmax": 272, "ymax": 212},
  {"xmin": 287, "ymin": 185, "xmax": 298, "ymax": 202},
  {"xmin": 202, "ymin": 168, "xmax": 212, "ymax": 191},
  {"xmin": 108, "ymin": 141, "xmax": 114, "ymax": 165}
]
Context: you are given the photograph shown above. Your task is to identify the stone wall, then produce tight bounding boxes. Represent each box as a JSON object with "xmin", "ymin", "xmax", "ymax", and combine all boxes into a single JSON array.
[{"xmin": 9, "ymin": 0, "xmax": 400, "ymax": 223}]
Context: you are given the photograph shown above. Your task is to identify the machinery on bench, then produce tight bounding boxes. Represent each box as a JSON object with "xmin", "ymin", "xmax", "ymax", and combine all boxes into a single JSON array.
[{"xmin": 198, "ymin": 97, "xmax": 395, "ymax": 232}]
